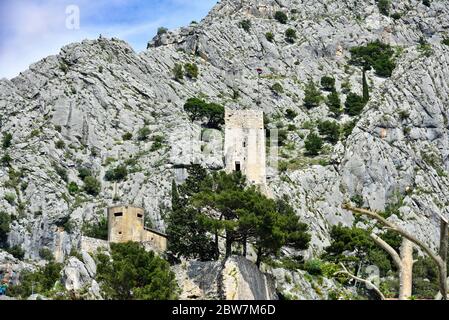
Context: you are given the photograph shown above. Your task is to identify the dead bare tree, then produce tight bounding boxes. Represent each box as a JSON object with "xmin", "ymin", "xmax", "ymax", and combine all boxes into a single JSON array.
[
  {"xmin": 342, "ymin": 203, "xmax": 448, "ymax": 300},
  {"xmin": 334, "ymin": 262, "xmax": 385, "ymax": 300}
]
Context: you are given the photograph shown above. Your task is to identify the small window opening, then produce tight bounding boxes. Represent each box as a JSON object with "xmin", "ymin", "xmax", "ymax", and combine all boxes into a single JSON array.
[
  {"xmin": 137, "ymin": 213, "xmax": 143, "ymax": 218},
  {"xmin": 235, "ymin": 162, "xmax": 241, "ymax": 172},
  {"xmin": 114, "ymin": 212, "xmax": 123, "ymax": 217}
]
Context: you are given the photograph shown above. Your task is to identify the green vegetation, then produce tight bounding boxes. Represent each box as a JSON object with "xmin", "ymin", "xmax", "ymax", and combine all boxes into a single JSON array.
[
  {"xmin": 6, "ymin": 245, "xmax": 25, "ymax": 260},
  {"xmin": 239, "ymin": 19, "xmax": 251, "ymax": 32},
  {"xmin": 2, "ymin": 133, "xmax": 12, "ymax": 149},
  {"xmin": 55, "ymin": 140, "xmax": 65, "ymax": 149},
  {"xmin": 345, "ymin": 92, "xmax": 367, "ymax": 116},
  {"xmin": 83, "ymin": 216, "xmax": 108, "ymax": 240},
  {"xmin": 418, "ymin": 37, "xmax": 434, "ymax": 57},
  {"xmin": 304, "ymin": 132, "xmax": 323, "ymax": 156},
  {"xmin": 1, "ymin": 153, "xmax": 12, "ymax": 166},
  {"xmin": 172, "ymin": 63, "xmax": 184, "ymax": 81},
  {"xmin": 167, "ymin": 168, "xmax": 310, "ymax": 266},
  {"xmin": 265, "ymin": 32, "xmax": 274, "ymax": 42},
  {"xmin": 391, "ymin": 12, "xmax": 402, "ymax": 20},
  {"xmin": 442, "ymin": 38, "xmax": 449, "ymax": 46},
  {"xmin": 54, "ymin": 164, "xmax": 68, "ymax": 183},
  {"xmin": 326, "ymin": 91, "xmax": 342, "ymax": 118},
  {"xmin": 422, "ymin": 0, "xmax": 431, "ymax": 7},
  {"xmin": 122, "ymin": 132, "xmax": 133, "ymax": 141},
  {"xmin": 157, "ymin": 27, "xmax": 168, "ymax": 36},
  {"xmin": 377, "ymin": 0, "xmax": 391, "ymax": 16},
  {"xmin": 362, "ymin": 71, "xmax": 369, "ymax": 102},
  {"xmin": 285, "ymin": 28, "xmax": 297, "ymax": 44},
  {"xmin": 342, "ymin": 120, "xmax": 357, "ymax": 139},
  {"xmin": 96, "ymin": 242, "xmax": 178, "ymax": 300},
  {"xmin": 323, "ymin": 224, "xmax": 401, "ymax": 277},
  {"xmin": 77, "ymin": 167, "xmax": 92, "ymax": 180},
  {"xmin": 184, "ymin": 97, "xmax": 225, "ymax": 129},
  {"xmin": 271, "ymin": 82, "xmax": 284, "ymax": 95},
  {"xmin": 349, "ymin": 40, "xmax": 396, "ymax": 77},
  {"xmin": 320, "ymin": 76, "xmax": 335, "ymax": 91},
  {"xmin": 8, "ymin": 260, "xmax": 63, "ymax": 298},
  {"xmin": 285, "ymin": 109, "xmax": 298, "ymax": 120},
  {"xmin": 0, "ymin": 211, "xmax": 11, "ymax": 247},
  {"xmin": 68, "ymin": 182, "xmax": 79, "ymax": 195},
  {"xmin": 83, "ymin": 176, "xmax": 101, "ymax": 196},
  {"xmin": 184, "ymin": 63, "xmax": 199, "ymax": 79},
  {"xmin": 150, "ymin": 135, "xmax": 165, "ymax": 152},
  {"xmin": 303, "ymin": 80, "xmax": 322, "ymax": 109},
  {"xmin": 317, "ymin": 120, "xmax": 340, "ymax": 144},
  {"xmin": 4, "ymin": 193, "xmax": 15, "ymax": 205},
  {"xmin": 274, "ymin": 11, "xmax": 288, "ymax": 24},
  {"xmin": 137, "ymin": 126, "xmax": 151, "ymax": 141},
  {"xmin": 105, "ymin": 165, "xmax": 128, "ymax": 182}
]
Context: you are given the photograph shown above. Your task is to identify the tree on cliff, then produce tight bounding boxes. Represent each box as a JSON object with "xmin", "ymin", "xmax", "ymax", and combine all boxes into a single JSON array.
[
  {"xmin": 167, "ymin": 168, "xmax": 310, "ymax": 266},
  {"xmin": 96, "ymin": 242, "xmax": 178, "ymax": 300}
]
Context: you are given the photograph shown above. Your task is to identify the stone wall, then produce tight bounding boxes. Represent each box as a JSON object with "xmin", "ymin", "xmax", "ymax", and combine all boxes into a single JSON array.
[
  {"xmin": 142, "ymin": 229, "xmax": 168, "ymax": 253},
  {"xmin": 108, "ymin": 205, "xmax": 145, "ymax": 243},
  {"xmin": 80, "ymin": 236, "xmax": 109, "ymax": 254},
  {"xmin": 224, "ymin": 109, "xmax": 267, "ymax": 186}
]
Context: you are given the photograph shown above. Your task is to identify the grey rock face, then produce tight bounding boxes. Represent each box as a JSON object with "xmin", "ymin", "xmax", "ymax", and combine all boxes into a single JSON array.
[{"xmin": 173, "ymin": 256, "xmax": 277, "ymax": 300}]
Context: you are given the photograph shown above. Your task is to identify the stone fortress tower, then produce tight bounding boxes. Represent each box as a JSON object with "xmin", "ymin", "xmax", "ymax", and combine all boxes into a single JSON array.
[
  {"xmin": 224, "ymin": 108, "xmax": 270, "ymax": 195},
  {"xmin": 107, "ymin": 205, "xmax": 167, "ymax": 253}
]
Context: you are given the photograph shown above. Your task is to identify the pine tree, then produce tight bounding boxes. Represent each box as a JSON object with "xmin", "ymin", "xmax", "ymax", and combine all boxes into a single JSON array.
[{"xmin": 362, "ymin": 70, "xmax": 370, "ymax": 103}]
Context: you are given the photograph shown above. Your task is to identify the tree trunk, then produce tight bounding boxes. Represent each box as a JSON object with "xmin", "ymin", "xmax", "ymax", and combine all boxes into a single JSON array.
[
  {"xmin": 399, "ymin": 239, "xmax": 414, "ymax": 300},
  {"xmin": 225, "ymin": 233, "xmax": 233, "ymax": 258},
  {"xmin": 255, "ymin": 247, "xmax": 262, "ymax": 268},
  {"xmin": 214, "ymin": 230, "xmax": 219, "ymax": 260},
  {"xmin": 242, "ymin": 236, "xmax": 247, "ymax": 258},
  {"xmin": 439, "ymin": 220, "xmax": 448, "ymax": 300}
]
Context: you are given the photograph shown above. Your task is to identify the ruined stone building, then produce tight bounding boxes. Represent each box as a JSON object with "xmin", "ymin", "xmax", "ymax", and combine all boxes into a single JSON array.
[
  {"xmin": 224, "ymin": 108, "xmax": 270, "ymax": 196},
  {"xmin": 107, "ymin": 205, "xmax": 167, "ymax": 253}
]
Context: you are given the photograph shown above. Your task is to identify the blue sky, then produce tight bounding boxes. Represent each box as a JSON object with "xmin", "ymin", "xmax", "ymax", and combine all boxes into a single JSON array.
[{"xmin": 0, "ymin": 0, "xmax": 218, "ymax": 79}]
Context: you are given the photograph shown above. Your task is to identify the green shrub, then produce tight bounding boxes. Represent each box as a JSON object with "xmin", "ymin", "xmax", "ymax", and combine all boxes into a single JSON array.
[
  {"xmin": 54, "ymin": 165, "xmax": 68, "ymax": 182},
  {"xmin": 2, "ymin": 133, "xmax": 12, "ymax": 149},
  {"xmin": 8, "ymin": 261, "xmax": 63, "ymax": 298},
  {"xmin": 39, "ymin": 248, "xmax": 54, "ymax": 261},
  {"xmin": 304, "ymin": 132, "xmax": 323, "ymax": 156},
  {"xmin": 265, "ymin": 32, "xmax": 274, "ymax": 42},
  {"xmin": 83, "ymin": 176, "xmax": 101, "ymax": 196},
  {"xmin": 150, "ymin": 135, "xmax": 165, "ymax": 152},
  {"xmin": 184, "ymin": 97, "xmax": 225, "ymax": 129},
  {"xmin": 184, "ymin": 63, "xmax": 199, "ymax": 79},
  {"xmin": 418, "ymin": 37, "xmax": 434, "ymax": 57},
  {"xmin": 342, "ymin": 120, "xmax": 356, "ymax": 139},
  {"xmin": 6, "ymin": 245, "xmax": 24, "ymax": 260},
  {"xmin": 442, "ymin": 38, "xmax": 449, "ymax": 46},
  {"xmin": 55, "ymin": 140, "xmax": 65, "ymax": 149},
  {"xmin": 105, "ymin": 165, "xmax": 128, "ymax": 182},
  {"xmin": 377, "ymin": 0, "xmax": 391, "ymax": 16},
  {"xmin": 271, "ymin": 82, "xmax": 284, "ymax": 95},
  {"xmin": 137, "ymin": 126, "xmax": 151, "ymax": 141},
  {"xmin": 317, "ymin": 120, "xmax": 340, "ymax": 143},
  {"xmin": 68, "ymin": 182, "xmax": 79, "ymax": 195},
  {"xmin": 413, "ymin": 257, "xmax": 439, "ymax": 299},
  {"xmin": 1, "ymin": 153, "xmax": 12, "ymax": 166},
  {"xmin": 96, "ymin": 242, "xmax": 178, "ymax": 300},
  {"xmin": 59, "ymin": 62, "xmax": 69, "ymax": 74},
  {"xmin": 349, "ymin": 40, "xmax": 396, "ymax": 77},
  {"xmin": 122, "ymin": 132, "xmax": 133, "ymax": 141},
  {"xmin": 344, "ymin": 92, "xmax": 366, "ymax": 116},
  {"xmin": 157, "ymin": 27, "xmax": 168, "ymax": 36},
  {"xmin": 0, "ymin": 211, "xmax": 11, "ymax": 246},
  {"xmin": 4, "ymin": 193, "xmax": 16, "ymax": 205},
  {"xmin": 326, "ymin": 91, "xmax": 342, "ymax": 117},
  {"xmin": 285, "ymin": 28, "xmax": 297, "ymax": 43},
  {"xmin": 303, "ymin": 81, "xmax": 322, "ymax": 109},
  {"xmin": 320, "ymin": 76, "xmax": 335, "ymax": 91},
  {"xmin": 239, "ymin": 19, "xmax": 251, "ymax": 32},
  {"xmin": 278, "ymin": 129, "xmax": 289, "ymax": 146},
  {"xmin": 285, "ymin": 109, "xmax": 297, "ymax": 120},
  {"xmin": 83, "ymin": 216, "xmax": 108, "ymax": 240},
  {"xmin": 350, "ymin": 194, "xmax": 364, "ymax": 208},
  {"xmin": 274, "ymin": 11, "xmax": 288, "ymax": 24},
  {"xmin": 78, "ymin": 167, "xmax": 92, "ymax": 180},
  {"xmin": 304, "ymin": 259, "xmax": 323, "ymax": 276},
  {"xmin": 391, "ymin": 12, "xmax": 402, "ymax": 20},
  {"xmin": 422, "ymin": 0, "xmax": 431, "ymax": 7},
  {"xmin": 172, "ymin": 63, "xmax": 183, "ymax": 81}
]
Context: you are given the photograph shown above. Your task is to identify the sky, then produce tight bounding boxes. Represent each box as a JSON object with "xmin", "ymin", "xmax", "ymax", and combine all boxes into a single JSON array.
[{"xmin": 0, "ymin": 0, "xmax": 218, "ymax": 79}]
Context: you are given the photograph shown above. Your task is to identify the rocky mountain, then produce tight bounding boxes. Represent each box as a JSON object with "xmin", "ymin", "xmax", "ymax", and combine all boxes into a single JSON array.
[{"xmin": 0, "ymin": 0, "xmax": 448, "ymax": 299}]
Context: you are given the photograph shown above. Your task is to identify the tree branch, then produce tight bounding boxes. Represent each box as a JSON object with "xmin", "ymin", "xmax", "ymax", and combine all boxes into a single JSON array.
[
  {"xmin": 334, "ymin": 263, "xmax": 385, "ymax": 300},
  {"xmin": 370, "ymin": 233, "xmax": 401, "ymax": 269}
]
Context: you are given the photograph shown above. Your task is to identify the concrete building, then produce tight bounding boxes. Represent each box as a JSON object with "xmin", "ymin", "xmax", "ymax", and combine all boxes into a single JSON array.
[
  {"xmin": 224, "ymin": 108, "xmax": 267, "ymax": 188},
  {"xmin": 107, "ymin": 205, "xmax": 167, "ymax": 253}
]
